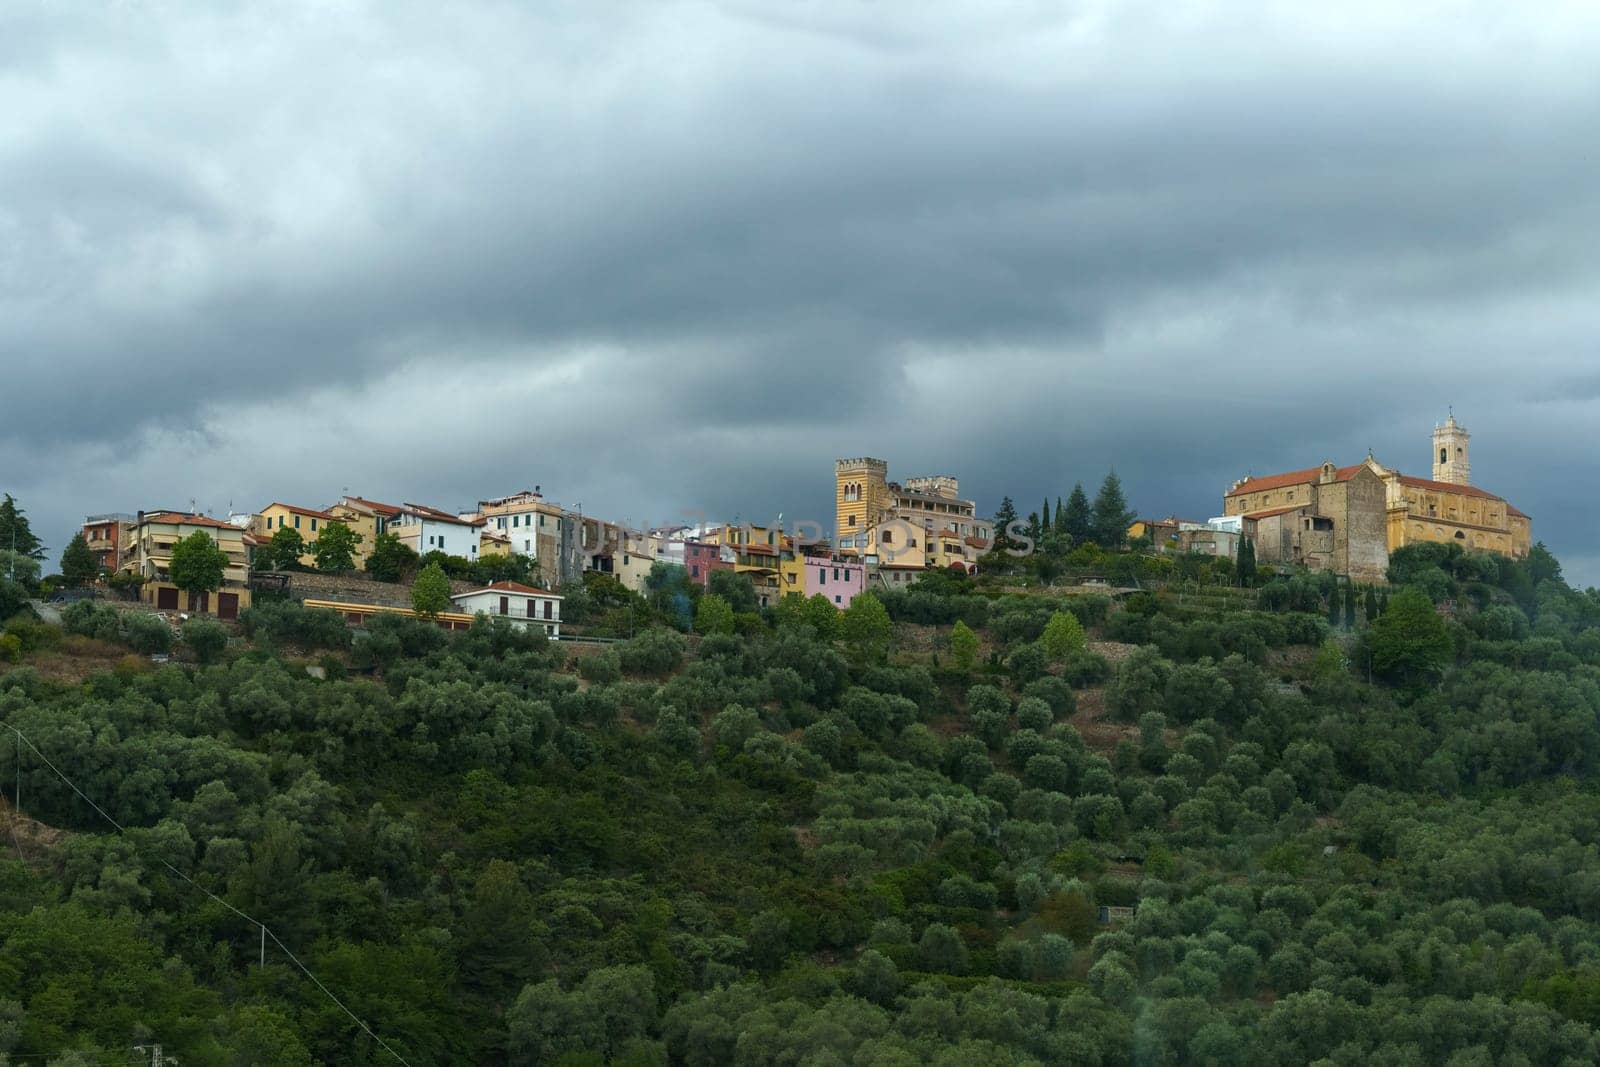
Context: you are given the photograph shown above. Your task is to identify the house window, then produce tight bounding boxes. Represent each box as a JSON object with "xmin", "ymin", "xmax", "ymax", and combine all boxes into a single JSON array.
[
  {"xmin": 543, "ymin": 600, "xmax": 552, "ymax": 620},
  {"xmin": 835, "ymin": 595, "xmax": 841, "ymax": 604},
  {"xmin": 882, "ymin": 531, "xmax": 893, "ymax": 544},
  {"xmin": 311, "ymin": 518, "xmax": 318, "ymax": 531},
  {"xmin": 848, "ymin": 515, "xmax": 856, "ymax": 527},
  {"xmin": 294, "ymin": 515, "xmax": 301, "ymax": 529}
]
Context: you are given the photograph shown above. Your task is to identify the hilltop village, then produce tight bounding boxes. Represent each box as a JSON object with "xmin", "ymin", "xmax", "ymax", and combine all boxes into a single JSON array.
[{"xmin": 51, "ymin": 413, "xmax": 1531, "ymax": 631}]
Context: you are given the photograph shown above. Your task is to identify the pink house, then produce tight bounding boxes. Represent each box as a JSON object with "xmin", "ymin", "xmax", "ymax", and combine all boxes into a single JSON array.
[{"xmin": 804, "ymin": 556, "xmax": 866, "ymax": 608}]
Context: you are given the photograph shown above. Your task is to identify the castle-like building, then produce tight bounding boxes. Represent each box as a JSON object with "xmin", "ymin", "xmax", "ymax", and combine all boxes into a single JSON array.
[
  {"xmin": 1222, "ymin": 415, "xmax": 1531, "ymax": 583},
  {"xmin": 835, "ymin": 457, "xmax": 992, "ymax": 582}
]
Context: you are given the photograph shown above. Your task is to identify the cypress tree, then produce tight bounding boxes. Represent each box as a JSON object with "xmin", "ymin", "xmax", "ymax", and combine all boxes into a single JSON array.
[
  {"xmin": 1041, "ymin": 497, "xmax": 1051, "ymax": 533},
  {"xmin": 1055, "ymin": 497, "xmax": 1067, "ymax": 536},
  {"xmin": 1343, "ymin": 578, "xmax": 1356, "ymax": 630},
  {"xmin": 1327, "ymin": 583, "xmax": 1341, "ymax": 629},
  {"xmin": 1364, "ymin": 585, "xmax": 1379, "ymax": 623},
  {"xmin": 1236, "ymin": 537, "xmax": 1256, "ymax": 589}
]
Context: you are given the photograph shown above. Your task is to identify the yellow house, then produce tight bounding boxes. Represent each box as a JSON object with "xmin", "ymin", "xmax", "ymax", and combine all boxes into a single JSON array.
[
  {"xmin": 122, "ymin": 511, "xmax": 253, "ymax": 618},
  {"xmin": 480, "ymin": 526, "xmax": 513, "ymax": 558},
  {"xmin": 255, "ymin": 502, "xmax": 339, "ymax": 567},
  {"xmin": 327, "ymin": 496, "xmax": 404, "ymax": 569},
  {"xmin": 703, "ymin": 524, "xmax": 810, "ymax": 608}
]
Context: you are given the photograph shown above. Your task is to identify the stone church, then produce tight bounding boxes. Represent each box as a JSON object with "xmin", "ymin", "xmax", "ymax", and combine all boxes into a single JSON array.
[{"xmin": 1223, "ymin": 415, "xmax": 1531, "ymax": 583}]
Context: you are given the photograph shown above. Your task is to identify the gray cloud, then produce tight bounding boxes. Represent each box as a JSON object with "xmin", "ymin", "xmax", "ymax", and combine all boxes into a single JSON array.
[{"xmin": 2, "ymin": 1, "xmax": 1598, "ymax": 585}]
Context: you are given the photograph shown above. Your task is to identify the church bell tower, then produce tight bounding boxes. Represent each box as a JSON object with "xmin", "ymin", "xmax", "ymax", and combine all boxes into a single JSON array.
[{"xmin": 1432, "ymin": 414, "xmax": 1470, "ymax": 485}]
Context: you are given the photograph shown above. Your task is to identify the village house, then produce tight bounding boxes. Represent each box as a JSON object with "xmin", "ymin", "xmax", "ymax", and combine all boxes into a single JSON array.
[
  {"xmin": 326, "ymin": 496, "xmax": 404, "ymax": 569},
  {"xmin": 121, "ymin": 510, "xmax": 253, "ymax": 618},
  {"xmin": 804, "ymin": 554, "xmax": 866, "ymax": 608},
  {"xmin": 449, "ymin": 581, "xmax": 562, "ymax": 636},
  {"xmin": 389, "ymin": 503, "xmax": 483, "ymax": 559},
  {"xmin": 254, "ymin": 502, "xmax": 338, "ymax": 567},
  {"xmin": 80, "ymin": 513, "xmax": 134, "ymax": 573}
]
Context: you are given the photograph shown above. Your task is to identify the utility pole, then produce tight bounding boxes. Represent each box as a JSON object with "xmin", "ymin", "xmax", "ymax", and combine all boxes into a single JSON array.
[{"xmin": 261, "ymin": 922, "xmax": 267, "ymax": 972}]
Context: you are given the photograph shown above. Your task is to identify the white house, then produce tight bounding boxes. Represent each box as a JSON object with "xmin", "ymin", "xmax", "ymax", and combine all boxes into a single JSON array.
[
  {"xmin": 390, "ymin": 503, "xmax": 482, "ymax": 559},
  {"xmin": 450, "ymin": 581, "xmax": 562, "ymax": 635}
]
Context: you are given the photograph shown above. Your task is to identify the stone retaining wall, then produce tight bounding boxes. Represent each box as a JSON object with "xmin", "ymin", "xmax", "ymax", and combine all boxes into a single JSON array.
[{"xmin": 285, "ymin": 571, "xmax": 475, "ymax": 608}]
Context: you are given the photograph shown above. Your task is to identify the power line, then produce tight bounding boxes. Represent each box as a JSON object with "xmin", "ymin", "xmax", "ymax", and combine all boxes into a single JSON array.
[{"xmin": 2, "ymin": 722, "xmax": 411, "ymax": 1066}]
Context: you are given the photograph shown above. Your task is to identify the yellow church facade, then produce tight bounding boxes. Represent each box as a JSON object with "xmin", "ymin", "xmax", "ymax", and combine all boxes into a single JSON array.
[{"xmin": 1378, "ymin": 415, "xmax": 1531, "ymax": 559}]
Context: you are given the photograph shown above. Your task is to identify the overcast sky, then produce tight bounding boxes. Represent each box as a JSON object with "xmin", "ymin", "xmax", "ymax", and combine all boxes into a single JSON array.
[{"xmin": 3, "ymin": 1, "xmax": 1598, "ymax": 585}]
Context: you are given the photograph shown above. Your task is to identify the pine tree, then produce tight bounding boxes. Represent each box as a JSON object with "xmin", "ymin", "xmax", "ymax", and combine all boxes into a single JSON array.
[
  {"xmin": 993, "ymin": 496, "xmax": 1019, "ymax": 550},
  {"xmin": 1090, "ymin": 471, "xmax": 1135, "ymax": 549},
  {"xmin": 0, "ymin": 494, "xmax": 44, "ymax": 560},
  {"xmin": 59, "ymin": 533, "xmax": 99, "ymax": 588},
  {"xmin": 1062, "ymin": 484, "xmax": 1092, "ymax": 543},
  {"xmin": 1343, "ymin": 578, "xmax": 1356, "ymax": 630},
  {"xmin": 1365, "ymin": 585, "xmax": 1379, "ymax": 623},
  {"xmin": 1236, "ymin": 537, "xmax": 1256, "ymax": 589}
]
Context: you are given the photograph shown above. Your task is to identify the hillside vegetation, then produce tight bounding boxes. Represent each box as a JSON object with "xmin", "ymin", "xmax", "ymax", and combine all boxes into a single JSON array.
[{"xmin": 1, "ymin": 543, "xmax": 1599, "ymax": 1064}]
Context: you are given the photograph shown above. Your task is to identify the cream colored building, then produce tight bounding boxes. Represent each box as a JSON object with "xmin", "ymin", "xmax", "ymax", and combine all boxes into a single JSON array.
[
  {"xmin": 327, "ymin": 496, "xmax": 404, "ymax": 569},
  {"xmin": 121, "ymin": 510, "xmax": 252, "ymax": 617}
]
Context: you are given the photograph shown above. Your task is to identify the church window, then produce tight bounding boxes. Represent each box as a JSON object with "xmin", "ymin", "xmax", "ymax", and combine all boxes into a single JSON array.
[
  {"xmin": 1440, "ymin": 448, "xmax": 1447, "ymax": 464},
  {"xmin": 1454, "ymin": 531, "xmax": 1465, "ymax": 540}
]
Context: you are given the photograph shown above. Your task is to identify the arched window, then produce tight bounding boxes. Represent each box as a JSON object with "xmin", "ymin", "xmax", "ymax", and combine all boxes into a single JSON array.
[
  {"xmin": 1454, "ymin": 531, "xmax": 1465, "ymax": 540},
  {"xmin": 1440, "ymin": 448, "xmax": 1447, "ymax": 464}
]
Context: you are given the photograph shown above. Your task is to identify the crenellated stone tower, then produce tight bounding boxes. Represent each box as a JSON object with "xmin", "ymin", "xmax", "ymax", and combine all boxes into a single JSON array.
[{"xmin": 835, "ymin": 457, "xmax": 890, "ymax": 551}]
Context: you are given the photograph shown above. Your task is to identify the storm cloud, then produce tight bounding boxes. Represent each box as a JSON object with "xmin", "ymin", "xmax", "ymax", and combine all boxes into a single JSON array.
[{"xmin": 3, "ymin": 1, "xmax": 1598, "ymax": 582}]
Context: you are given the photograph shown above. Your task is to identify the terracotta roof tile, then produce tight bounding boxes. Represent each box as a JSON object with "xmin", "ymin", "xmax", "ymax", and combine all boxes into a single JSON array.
[
  {"xmin": 140, "ymin": 511, "xmax": 239, "ymax": 531},
  {"xmin": 338, "ymin": 496, "xmax": 404, "ymax": 517},
  {"xmin": 1225, "ymin": 464, "xmax": 1364, "ymax": 497},
  {"xmin": 455, "ymin": 581, "xmax": 563, "ymax": 598},
  {"xmin": 1242, "ymin": 505, "xmax": 1305, "ymax": 520},
  {"xmin": 263, "ymin": 502, "xmax": 335, "ymax": 520},
  {"xmin": 1394, "ymin": 475, "xmax": 1508, "ymax": 502}
]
